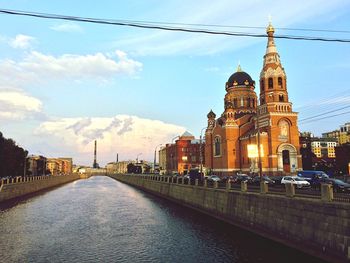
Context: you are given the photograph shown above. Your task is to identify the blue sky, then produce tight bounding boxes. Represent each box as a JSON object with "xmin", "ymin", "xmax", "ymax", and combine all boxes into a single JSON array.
[{"xmin": 0, "ymin": 0, "xmax": 349, "ymax": 166}]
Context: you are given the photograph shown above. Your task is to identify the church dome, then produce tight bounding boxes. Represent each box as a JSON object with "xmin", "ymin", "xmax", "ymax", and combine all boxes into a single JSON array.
[
  {"xmin": 227, "ymin": 71, "xmax": 254, "ymax": 88},
  {"xmin": 226, "ymin": 65, "xmax": 255, "ymax": 89}
]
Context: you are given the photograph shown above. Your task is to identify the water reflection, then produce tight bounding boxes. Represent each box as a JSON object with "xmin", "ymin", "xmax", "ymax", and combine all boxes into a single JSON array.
[{"xmin": 0, "ymin": 176, "xmax": 325, "ymax": 262}]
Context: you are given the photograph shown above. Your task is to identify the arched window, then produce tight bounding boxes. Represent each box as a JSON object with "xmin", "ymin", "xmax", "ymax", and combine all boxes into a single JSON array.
[
  {"xmin": 268, "ymin": 78, "xmax": 273, "ymax": 89},
  {"xmin": 214, "ymin": 136, "xmax": 221, "ymax": 156},
  {"xmin": 261, "ymin": 97, "xmax": 265, "ymax": 104},
  {"xmin": 260, "ymin": 80, "xmax": 265, "ymax": 91},
  {"xmin": 240, "ymin": 97, "xmax": 244, "ymax": 107},
  {"xmin": 278, "ymin": 77, "xmax": 283, "ymax": 89},
  {"xmin": 233, "ymin": 98, "xmax": 237, "ymax": 108},
  {"xmin": 247, "ymin": 97, "xmax": 251, "ymax": 107},
  {"xmin": 279, "ymin": 94, "xmax": 284, "ymax": 102},
  {"xmin": 252, "ymin": 98, "xmax": 255, "ymax": 107}
]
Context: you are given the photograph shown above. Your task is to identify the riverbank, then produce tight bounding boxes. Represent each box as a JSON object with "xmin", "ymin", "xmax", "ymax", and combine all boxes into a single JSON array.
[
  {"xmin": 110, "ymin": 174, "xmax": 350, "ymax": 263},
  {"xmin": 0, "ymin": 174, "xmax": 81, "ymax": 203}
]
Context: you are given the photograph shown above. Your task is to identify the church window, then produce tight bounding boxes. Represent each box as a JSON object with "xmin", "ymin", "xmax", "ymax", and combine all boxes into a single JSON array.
[
  {"xmin": 260, "ymin": 80, "xmax": 265, "ymax": 91},
  {"xmin": 268, "ymin": 78, "xmax": 273, "ymax": 89},
  {"xmin": 278, "ymin": 77, "xmax": 283, "ymax": 89},
  {"xmin": 233, "ymin": 98, "xmax": 237, "ymax": 107},
  {"xmin": 247, "ymin": 98, "xmax": 251, "ymax": 107},
  {"xmin": 240, "ymin": 97, "xmax": 244, "ymax": 107},
  {"xmin": 279, "ymin": 94, "xmax": 284, "ymax": 102},
  {"xmin": 252, "ymin": 98, "xmax": 255, "ymax": 107},
  {"xmin": 214, "ymin": 136, "xmax": 221, "ymax": 156},
  {"xmin": 261, "ymin": 97, "xmax": 265, "ymax": 104}
]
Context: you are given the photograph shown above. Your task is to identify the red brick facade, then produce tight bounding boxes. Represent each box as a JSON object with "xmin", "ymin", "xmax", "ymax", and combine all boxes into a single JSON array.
[
  {"xmin": 205, "ymin": 23, "xmax": 302, "ymax": 176},
  {"xmin": 163, "ymin": 132, "xmax": 204, "ymax": 175}
]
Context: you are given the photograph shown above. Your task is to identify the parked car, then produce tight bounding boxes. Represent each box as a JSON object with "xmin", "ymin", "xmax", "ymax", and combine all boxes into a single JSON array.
[
  {"xmin": 235, "ymin": 174, "xmax": 252, "ymax": 184},
  {"xmin": 322, "ymin": 178, "xmax": 350, "ymax": 193},
  {"xmin": 281, "ymin": 176, "xmax": 310, "ymax": 189},
  {"xmin": 207, "ymin": 175, "xmax": 221, "ymax": 182},
  {"xmin": 297, "ymin": 170, "xmax": 329, "ymax": 183},
  {"xmin": 271, "ymin": 176, "xmax": 284, "ymax": 185},
  {"xmin": 250, "ymin": 176, "xmax": 275, "ymax": 186}
]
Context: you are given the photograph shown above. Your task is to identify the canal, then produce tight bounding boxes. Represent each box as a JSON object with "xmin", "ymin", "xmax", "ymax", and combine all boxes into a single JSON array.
[{"xmin": 0, "ymin": 176, "xmax": 325, "ymax": 262}]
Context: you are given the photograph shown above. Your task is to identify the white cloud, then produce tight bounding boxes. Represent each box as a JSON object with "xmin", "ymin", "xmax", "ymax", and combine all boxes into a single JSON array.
[
  {"xmin": 34, "ymin": 115, "xmax": 186, "ymax": 166},
  {"xmin": 10, "ymin": 34, "xmax": 35, "ymax": 49},
  {"xmin": 0, "ymin": 88, "xmax": 43, "ymax": 120},
  {"xmin": 50, "ymin": 23, "xmax": 83, "ymax": 33},
  {"xmin": 0, "ymin": 50, "xmax": 142, "ymax": 86}
]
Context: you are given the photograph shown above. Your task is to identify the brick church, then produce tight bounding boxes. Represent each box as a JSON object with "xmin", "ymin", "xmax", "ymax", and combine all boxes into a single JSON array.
[{"xmin": 205, "ymin": 22, "xmax": 302, "ymax": 176}]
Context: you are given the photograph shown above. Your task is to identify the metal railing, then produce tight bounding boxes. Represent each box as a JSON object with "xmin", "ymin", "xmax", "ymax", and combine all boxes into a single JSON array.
[{"xmin": 120, "ymin": 174, "xmax": 350, "ymax": 203}]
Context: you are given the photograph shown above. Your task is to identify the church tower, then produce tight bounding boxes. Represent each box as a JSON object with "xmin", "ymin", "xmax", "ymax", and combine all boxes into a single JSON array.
[{"xmin": 258, "ymin": 22, "xmax": 301, "ymax": 173}]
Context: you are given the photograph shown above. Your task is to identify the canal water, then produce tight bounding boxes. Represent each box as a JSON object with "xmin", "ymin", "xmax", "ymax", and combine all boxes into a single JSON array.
[{"xmin": 0, "ymin": 176, "xmax": 325, "ymax": 263}]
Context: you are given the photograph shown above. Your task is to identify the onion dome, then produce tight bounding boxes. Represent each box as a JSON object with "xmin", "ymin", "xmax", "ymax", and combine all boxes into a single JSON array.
[
  {"xmin": 207, "ymin": 109, "xmax": 216, "ymax": 119},
  {"xmin": 226, "ymin": 65, "xmax": 255, "ymax": 89}
]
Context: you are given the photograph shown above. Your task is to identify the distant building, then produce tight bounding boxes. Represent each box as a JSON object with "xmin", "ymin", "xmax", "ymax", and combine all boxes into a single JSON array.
[
  {"xmin": 335, "ymin": 143, "xmax": 350, "ymax": 175},
  {"xmin": 322, "ymin": 122, "xmax": 350, "ymax": 145},
  {"xmin": 160, "ymin": 131, "xmax": 204, "ymax": 175},
  {"xmin": 27, "ymin": 155, "xmax": 47, "ymax": 176},
  {"xmin": 311, "ymin": 138, "xmax": 337, "ymax": 158},
  {"xmin": 106, "ymin": 161, "xmax": 133, "ymax": 174},
  {"xmin": 299, "ymin": 132, "xmax": 314, "ymax": 170},
  {"xmin": 46, "ymin": 157, "xmax": 73, "ymax": 175}
]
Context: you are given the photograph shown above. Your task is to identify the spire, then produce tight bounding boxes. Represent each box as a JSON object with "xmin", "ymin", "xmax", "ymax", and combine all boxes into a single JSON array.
[{"xmin": 265, "ymin": 20, "xmax": 277, "ymax": 55}]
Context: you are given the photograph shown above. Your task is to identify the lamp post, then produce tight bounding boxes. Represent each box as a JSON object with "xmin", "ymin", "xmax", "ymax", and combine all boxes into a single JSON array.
[
  {"xmin": 200, "ymin": 127, "xmax": 206, "ymax": 176},
  {"xmin": 154, "ymin": 144, "xmax": 162, "ymax": 173},
  {"xmin": 171, "ymin": 135, "xmax": 179, "ymax": 174},
  {"xmin": 256, "ymin": 103, "xmax": 263, "ymax": 177},
  {"xmin": 136, "ymin": 153, "xmax": 142, "ymax": 163}
]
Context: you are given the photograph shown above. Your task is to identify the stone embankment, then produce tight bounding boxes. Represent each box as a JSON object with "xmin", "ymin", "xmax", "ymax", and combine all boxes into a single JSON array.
[
  {"xmin": 110, "ymin": 174, "xmax": 350, "ymax": 263},
  {"xmin": 0, "ymin": 174, "xmax": 81, "ymax": 203}
]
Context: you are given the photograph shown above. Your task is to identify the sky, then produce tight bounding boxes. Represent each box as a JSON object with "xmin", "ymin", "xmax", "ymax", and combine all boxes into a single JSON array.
[{"xmin": 0, "ymin": 0, "xmax": 349, "ymax": 166}]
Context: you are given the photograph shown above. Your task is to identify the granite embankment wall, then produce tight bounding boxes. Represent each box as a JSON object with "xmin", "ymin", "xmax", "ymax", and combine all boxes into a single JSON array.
[
  {"xmin": 0, "ymin": 174, "xmax": 81, "ymax": 203},
  {"xmin": 110, "ymin": 174, "xmax": 350, "ymax": 263}
]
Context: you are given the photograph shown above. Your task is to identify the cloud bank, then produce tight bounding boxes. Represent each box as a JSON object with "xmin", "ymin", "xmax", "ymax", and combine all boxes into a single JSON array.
[
  {"xmin": 34, "ymin": 115, "xmax": 186, "ymax": 165},
  {"xmin": 0, "ymin": 50, "xmax": 142, "ymax": 86},
  {"xmin": 0, "ymin": 88, "xmax": 43, "ymax": 120}
]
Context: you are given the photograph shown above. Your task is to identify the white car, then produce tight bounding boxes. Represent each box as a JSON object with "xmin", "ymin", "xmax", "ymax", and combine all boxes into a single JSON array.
[
  {"xmin": 281, "ymin": 176, "xmax": 310, "ymax": 189},
  {"xmin": 207, "ymin": 175, "xmax": 221, "ymax": 182}
]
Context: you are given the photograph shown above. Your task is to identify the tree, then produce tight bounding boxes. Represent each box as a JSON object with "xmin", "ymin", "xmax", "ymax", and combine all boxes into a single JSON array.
[{"xmin": 0, "ymin": 132, "xmax": 28, "ymax": 178}]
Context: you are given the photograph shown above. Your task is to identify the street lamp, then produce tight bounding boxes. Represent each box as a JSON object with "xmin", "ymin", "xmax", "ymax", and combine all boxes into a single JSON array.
[
  {"xmin": 199, "ymin": 127, "xmax": 207, "ymax": 176},
  {"xmin": 154, "ymin": 144, "xmax": 162, "ymax": 173}
]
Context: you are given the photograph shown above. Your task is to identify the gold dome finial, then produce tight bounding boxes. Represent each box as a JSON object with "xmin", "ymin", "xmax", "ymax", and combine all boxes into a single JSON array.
[
  {"xmin": 266, "ymin": 15, "xmax": 275, "ymax": 35},
  {"xmin": 237, "ymin": 61, "xmax": 242, "ymax": 72}
]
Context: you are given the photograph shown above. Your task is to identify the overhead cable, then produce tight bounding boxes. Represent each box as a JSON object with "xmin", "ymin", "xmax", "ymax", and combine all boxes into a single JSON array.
[{"xmin": 1, "ymin": 9, "xmax": 350, "ymax": 43}]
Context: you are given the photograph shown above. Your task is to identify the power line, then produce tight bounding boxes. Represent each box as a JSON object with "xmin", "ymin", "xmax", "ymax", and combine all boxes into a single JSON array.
[
  {"xmin": 300, "ymin": 110, "xmax": 350, "ymax": 124},
  {"xmin": 299, "ymin": 105, "xmax": 350, "ymax": 122},
  {"xmin": 1, "ymin": 9, "xmax": 350, "ymax": 43}
]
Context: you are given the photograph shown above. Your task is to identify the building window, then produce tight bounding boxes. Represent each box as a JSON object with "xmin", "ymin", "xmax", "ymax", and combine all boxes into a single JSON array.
[
  {"xmin": 261, "ymin": 97, "xmax": 265, "ymax": 104},
  {"xmin": 191, "ymin": 156, "xmax": 196, "ymax": 162},
  {"xmin": 233, "ymin": 98, "xmax": 237, "ymax": 108},
  {"xmin": 268, "ymin": 78, "xmax": 273, "ymax": 89},
  {"xmin": 278, "ymin": 77, "xmax": 283, "ymax": 88},
  {"xmin": 214, "ymin": 136, "xmax": 221, "ymax": 156},
  {"xmin": 240, "ymin": 97, "xmax": 244, "ymax": 107},
  {"xmin": 279, "ymin": 94, "xmax": 284, "ymax": 102},
  {"xmin": 260, "ymin": 80, "xmax": 265, "ymax": 91},
  {"xmin": 247, "ymin": 97, "xmax": 251, "ymax": 107},
  {"xmin": 182, "ymin": 156, "xmax": 188, "ymax": 162}
]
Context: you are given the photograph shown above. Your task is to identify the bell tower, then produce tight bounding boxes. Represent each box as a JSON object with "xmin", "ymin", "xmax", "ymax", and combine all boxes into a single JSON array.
[{"xmin": 257, "ymin": 22, "xmax": 301, "ymax": 174}]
